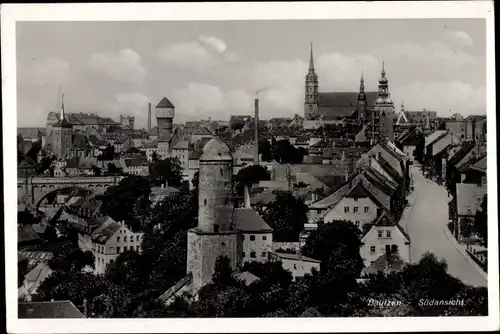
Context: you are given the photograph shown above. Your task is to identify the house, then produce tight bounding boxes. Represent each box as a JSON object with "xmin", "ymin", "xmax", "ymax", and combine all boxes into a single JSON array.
[
  {"xmin": 191, "ymin": 126, "xmax": 214, "ymax": 143},
  {"xmin": 187, "ymin": 150, "xmax": 201, "ymax": 189},
  {"xmin": 424, "ymin": 133, "xmax": 452, "ymax": 182},
  {"xmin": 321, "ymin": 183, "xmax": 384, "ymax": 232},
  {"xmin": 362, "ymin": 252, "xmax": 407, "ymax": 276},
  {"xmin": 18, "ymin": 301, "xmax": 85, "ymax": 318},
  {"xmin": 113, "ymin": 136, "xmax": 134, "ymax": 153},
  {"xmin": 451, "ymin": 183, "xmax": 487, "ymax": 242},
  {"xmin": 149, "ymin": 185, "xmax": 180, "ymax": 206},
  {"xmin": 360, "ymin": 211, "xmax": 410, "ymax": 268},
  {"xmin": 268, "ymin": 251, "xmax": 320, "ymax": 280},
  {"xmin": 18, "ymin": 224, "xmax": 42, "ymax": 248},
  {"xmin": 18, "ymin": 262, "xmax": 53, "ymax": 301},
  {"xmin": 123, "ymin": 157, "xmax": 149, "ymax": 176},
  {"xmin": 235, "ymin": 207, "xmax": 273, "ymax": 264},
  {"xmin": 171, "ymin": 140, "xmax": 194, "ymax": 175},
  {"xmin": 76, "ymin": 216, "xmax": 144, "ymax": 274},
  {"xmin": 445, "ymin": 141, "xmax": 478, "ymax": 195}
]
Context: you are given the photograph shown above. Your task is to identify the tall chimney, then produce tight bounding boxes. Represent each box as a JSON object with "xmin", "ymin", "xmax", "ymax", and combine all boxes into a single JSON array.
[
  {"xmin": 147, "ymin": 102, "xmax": 152, "ymax": 134},
  {"xmin": 244, "ymin": 185, "xmax": 251, "ymax": 208},
  {"xmin": 254, "ymin": 98, "xmax": 259, "ymax": 165}
]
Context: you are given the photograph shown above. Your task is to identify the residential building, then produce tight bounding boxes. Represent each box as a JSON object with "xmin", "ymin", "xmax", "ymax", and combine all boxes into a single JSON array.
[
  {"xmin": 18, "ymin": 301, "xmax": 85, "ymax": 319},
  {"xmin": 360, "ymin": 211, "xmax": 410, "ymax": 268},
  {"xmin": 268, "ymin": 252, "xmax": 320, "ymax": 280}
]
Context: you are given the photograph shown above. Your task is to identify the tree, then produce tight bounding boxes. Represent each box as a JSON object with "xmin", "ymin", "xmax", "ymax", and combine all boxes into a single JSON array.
[
  {"xmin": 107, "ymin": 163, "xmax": 120, "ymax": 175},
  {"xmin": 230, "ymin": 121, "xmax": 245, "ymax": 132},
  {"xmin": 48, "ymin": 242, "xmax": 95, "ymax": 273},
  {"xmin": 98, "ymin": 176, "xmax": 151, "ymax": 232},
  {"xmin": 149, "ymin": 157, "xmax": 183, "ymax": 188},
  {"xmin": 92, "ymin": 165, "xmax": 102, "ymax": 176},
  {"xmin": 192, "ymin": 171, "xmax": 199, "ymax": 191},
  {"xmin": 104, "ymin": 251, "xmax": 151, "ymax": 294},
  {"xmin": 259, "ymin": 139, "xmax": 272, "ymax": 162},
  {"xmin": 271, "ymin": 139, "xmax": 304, "ymax": 163},
  {"xmin": 43, "ymin": 225, "xmax": 59, "ymax": 243},
  {"xmin": 212, "ymin": 256, "xmax": 237, "ymax": 288},
  {"xmin": 18, "ymin": 257, "xmax": 29, "ymax": 288},
  {"xmin": 234, "ymin": 165, "xmax": 270, "ymax": 197},
  {"xmin": 262, "ymin": 191, "xmax": 308, "ymax": 242}
]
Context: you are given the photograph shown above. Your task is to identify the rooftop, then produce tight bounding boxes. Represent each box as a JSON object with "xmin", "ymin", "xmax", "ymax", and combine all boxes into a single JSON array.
[{"xmin": 18, "ymin": 301, "xmax": 85, "ymax": 318}]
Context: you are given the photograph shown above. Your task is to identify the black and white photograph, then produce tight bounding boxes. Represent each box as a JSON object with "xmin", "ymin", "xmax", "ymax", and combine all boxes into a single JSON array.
[{"xmin": 3, "ymin": 1, "xmax": 498, "ymax": 333}]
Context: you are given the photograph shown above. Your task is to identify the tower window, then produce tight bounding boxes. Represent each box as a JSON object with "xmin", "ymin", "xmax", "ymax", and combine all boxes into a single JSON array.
[
  {"xmin": 250, "ymin": 252, "xmax": 256, "ymax": 258},
  {"xmin": 204, "ymin": 199, "xmax": 207, "ymax": 205},
  {"xmin": 214, "ymin": 224, "xmax": 219, "ymax": 233},
  {"xmin": 250, "ymin": 235, "xmax": 256, "ymax": 241}
]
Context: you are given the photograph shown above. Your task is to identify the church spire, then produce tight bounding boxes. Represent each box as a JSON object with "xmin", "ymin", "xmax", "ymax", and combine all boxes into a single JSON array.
[
  {"xmin": 309, "ymin": 42, "xmax": 314, "ymax": 71},
  {"xmin": 382, "ymin": 60, "xmax": 386, "ymax": 78},
  {"xmin": 60, "ymin": 93, "xmax": 66, "ymax": 121},
  {"xmin": 359, "ymin": 70, "xmax": 365, "ymax": 92}
]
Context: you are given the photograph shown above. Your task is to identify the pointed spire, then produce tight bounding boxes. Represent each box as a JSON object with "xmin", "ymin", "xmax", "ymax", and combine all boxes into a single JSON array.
[
  {"xmin": 359, "ymin": 70, "xmax": 365, "ymax": 90},
  {"xmin": 309, "ymin": 42, "xmax": 314, "ymax": 71},
  {"xmin": 381, "ymin": 60, "xmax": 386, "ymax": 77},
  {"xmin": 60, "ymin": 93, "xmax": 65, "ymax": 121}
]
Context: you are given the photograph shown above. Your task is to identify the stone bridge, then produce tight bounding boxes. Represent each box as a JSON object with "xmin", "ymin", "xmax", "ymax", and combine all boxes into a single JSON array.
[{"xmin": 18, "ymin": 176, "xmax": 124, "ymax": 205}]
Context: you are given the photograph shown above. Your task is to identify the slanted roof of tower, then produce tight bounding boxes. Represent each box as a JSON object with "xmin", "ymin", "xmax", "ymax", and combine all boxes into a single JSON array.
[
  {"xmin": 200, "ymin": 136, "xmax": 232, "ymax": 161},
  {"xmin": 234, "ymin": 208, "xmax": 273, "ymax": 233},
  {"xmin": 156, "ymin": 97, "xmax": 175, "ymax": 108}
]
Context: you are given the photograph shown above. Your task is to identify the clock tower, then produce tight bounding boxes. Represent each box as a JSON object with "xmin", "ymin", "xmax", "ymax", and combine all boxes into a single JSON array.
[
  {"xmin": 370, "ymin": 62, "xmax": 395, "ymax": 142},
  {"xmin": 155, "ymin": 97, "xmax": 175, "ymax": 136},
  {"xmin": 304, "ymin": 43, "xmax": 319, "ymax": 120}
]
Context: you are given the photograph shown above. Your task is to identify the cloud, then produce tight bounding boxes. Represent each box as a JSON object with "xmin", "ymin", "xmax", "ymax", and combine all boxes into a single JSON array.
[
  {"xmin": 392, "ymin": 81, "xmax": 486, "ymax": 117},
  {"xmin": 384, "ymin": 34, "xmax": 476, "ymax": 68},
  {"xmin": 89, "ymin": 49, "xmax": 146, "ymax": 84},
  {"xmin": 171, "ymin": 83, "xmax": 252, "ymax": 120},
  {"xmin": 22, "ymin": 57, "xmax": 70, "ymax": 86},
  {"xmin": 317, "ymin": 53, "xmax": 378, "ymax": 90},
  {"xmin": 442, "ymin": 30, "xmax": 474, "ymax": 48},
  {"xmin": 157, "ymin": 35, "xmax": 239, "ymax": 73},
  {"xmin": 199, "ymin": 35, "xmax": 227, "ymax": 54}
]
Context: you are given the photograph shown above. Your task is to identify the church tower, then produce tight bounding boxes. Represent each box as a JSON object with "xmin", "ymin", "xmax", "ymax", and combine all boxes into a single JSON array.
[
  {"xmin": 357, "ymin": 72, "xmax": 367, "ymax": 122},
  {"xmin": 304, "ymin": 43, "xmax": 319, "ymax": 120},
  {"xmin": 187, "ymin": 137, "xmax": 241, "ymax": 290},
  {"xmin": 370, "ymin": 62, "xmax": 395, "ymax": 142},
  {"xmin": 51, "ymin": 94, "xmax": 73, "ymax": 160}
]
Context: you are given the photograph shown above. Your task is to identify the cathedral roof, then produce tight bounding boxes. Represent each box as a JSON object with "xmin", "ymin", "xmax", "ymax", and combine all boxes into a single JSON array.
[
  {"xmin": 200, "ymin": 136, "xmax": 232, "ymax": 161},
  {"xmin": 156, "ymin": 97, "xmax": 175, "ymax": 108},
  {"xmin": 317, "ymin": 92, "xmax": 378, "ymax": 120}
]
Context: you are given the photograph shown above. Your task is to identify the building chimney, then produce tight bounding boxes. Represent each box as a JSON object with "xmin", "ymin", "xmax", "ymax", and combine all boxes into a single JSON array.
[
  {"xmin": 147, "ymin": 102, "xmax": 152, "ymax": 134},
  {"xmin": 254, "ymin": 98, "xmax": 259, "ymax": 165},
  {"xmin": 83, "ymin": 298, "xmax": 88, "ymax": 318},
  {"xmin": 244, "ymin": 185, "xmax": 251, "ymax": 208}
]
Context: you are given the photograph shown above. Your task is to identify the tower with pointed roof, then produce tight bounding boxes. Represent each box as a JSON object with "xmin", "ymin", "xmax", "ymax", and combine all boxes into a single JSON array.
[
  {"xmin": 357, "ymin": 72, "xmax": 367, "ymax": 122},
  {"xmin": 187, "ymin": 136, "xmax": 242, "ymax": 290},
  {"xmin": 369, "ymin": 62, "xmax": 395, "ymax": 142},
  {"xmin": 304, "ymin": 43, "xmax": 319, "ymax": 120},
  {"xmin": 51, "ymin": 94, "xmax": 73, "ymax": 160},
  {"xmin": 155, "ymin": 97, "xmax": 175, "ymax": 136}
]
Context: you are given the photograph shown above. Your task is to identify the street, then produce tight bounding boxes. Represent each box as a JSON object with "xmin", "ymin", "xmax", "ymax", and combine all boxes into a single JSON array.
[{"xmin": 399, "ymin": 165, "xmax": 487, "ymax": 287}]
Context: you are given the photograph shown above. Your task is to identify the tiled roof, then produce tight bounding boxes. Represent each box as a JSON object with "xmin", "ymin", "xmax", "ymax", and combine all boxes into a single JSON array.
[
  {"xmin": 448, "ymin": 141, "xmax": 476, "ymax": 166},
  {"xmin": 425, "ymin": 130, "xmax": 447, "ymax": 147},
  {"xmin": 192, "ymin": 127, "xmax": 213, "ymax": 136},
  {"xmin": 114, "ymin": 137, "xmax": 131, "ymax": 145},
  {"xmin": 310, "ymin": 182, "xmax": 351, "ymax": 208},
  {"xmin": 270, "ymin": 251, "xmax": 320, "ymax": 263},
  {"xmin": 470, "ymin": 156, "xmax": 486, "ymax": 173},
  {"xmin": 235, "ymin": 271, "xmax": 260, "ymax": 286},
  {"xmin": 250, "ymin": 188, "xmax": 276, "ymax": 206},
  {"xmin": 363, "ymin": 253, "xmax": 407, "ymax": 276},
  {"xmin": 18, "ymin": 225, "xmax": 41, "ymax": 243},
  {"xmin": 316, "ymin": 92, "xmax": 377, "ymax": 120},
  {"xmin": 173, "ymin": 140, "xmax": 192, "ymax": 150},
  {"xmin": 124, "ymin": 157, "xmax": 149, "ymax": 168},
  {"xmin": 156, "ymin": 97, "xmax": 175, "ymax": 108},
  {"xmin": 18, "ymin": 301, "xmax": 85, "ymax": 318},
  {"xmin": 24, "ymin": 262, "xmax": 53, "ymax": 293},
  {"xmin": 294, "ymin": 173, "xmax": 329, "ymax": 191},
  {"xmin": 456, "ymin": 183, "xmax": 487, "ymax": 216},
  {"xmin": 91, "ymin": 217, "xmax": 122, "ymax": 243},
  {"xmin": 234, "ymin": 207, "xmax": 273, "ymax": 232},
  {"xmin": 19, "ymin": 156, "xmax": 36, "ymax": 168},
  {"xmin": 363, "ymin": 210, "xmax": 410, "ymax": 242}
]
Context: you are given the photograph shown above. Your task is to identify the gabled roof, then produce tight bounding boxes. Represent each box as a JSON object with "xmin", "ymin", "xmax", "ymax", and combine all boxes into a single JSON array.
[
  {"xmin": 363, "ymin": 253, "xmax": 407, "ymax": 276},
  {"xmin": 425, "ymin": 130, "xmax": 447, "ymax": 147},
  {"xmin": 234, "ymin": 207, "xmax": 273, "ymax": 232},
  {"xmin": 310, "ymin": 182, "xmax": 351, "ymax": 209},
  {"xmin": 235, "ymin": 271, "xmax": 261, "ymax": 286},
  {"xmin": 192, "ymin": 127, "xmax": 213, "ymax": 136},
  {"xmin": 90, "ymin": 216, "xmax": 122, "ymax": 243},
  {"xmin": 18, "ymin": 225, "xmax": 41, "ymax": 243},
  {"xmin": 448, "ymin": 141, "xmax": 476, "ymax": 166},
  {"xmin": 124, "ymin": 157, "xmax": 149, "ymax": 168},
  {"xmin": 362, "ymin": 211, "xmax": 410, "ymax": 242},
  {"xmin": 156, "ymin": 97, "xmax": 175, "ymax": 108},
  {"xmin": 18, "ymin": 301, "xmax": 85, "ymax": 318},
  {"xmin": 19, "ymin": 156, "xmax": 36, "ymax": 169},
  {"xmin": 157, "ymin": 274, "xmax": 193, "ymax": 305},
  {"xmin": 470, "ymin": 156, "xmax": 486, "ymax": 173}
]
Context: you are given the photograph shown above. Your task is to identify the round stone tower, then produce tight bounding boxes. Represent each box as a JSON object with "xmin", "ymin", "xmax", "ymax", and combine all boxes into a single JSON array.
[{"xmin": 187, "ymin": 136, "xmax": 241, "ymax": 291}]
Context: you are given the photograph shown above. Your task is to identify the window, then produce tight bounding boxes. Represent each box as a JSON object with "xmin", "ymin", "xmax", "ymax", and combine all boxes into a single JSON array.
[
  {"xmin": 355, "ymin": 221, "xmax": 360, "ymax": 227},
  {"xmin": 344, "ymin": 206, "xmax": 349, "ymax": 213},
  {"xmin": 353, "ymin": 206, "xmax": 358, "ymax": 213},
  {"xmin": 204, "ymin": 199, "xmax": 207, "ymax": 205},
  {"xmin": 130, "ymin": 246, "xmax": 135, "ymax": 251},
  {"xmin": 117, "ymin": 237, "xmax": 120, "ymax": 242},
  {"xmin": 377, "ymin": 230, "xmax": 383, "ymax": 238},
  {"xmin": 354, "ymin": 197, "xmax": 358, "ymax": 202},
  {"xmin": 214, "ymin": 224, "xmax": 219, "ymax": 233},
  {"xmin": 370, "ymin": 246, "xmax": 376, "ymax": 253},
  {"xmin": 364, "ymin": 206, "xmax": 369, "ymax": 213},
  {"xmin": 293, "ymin": 264, "xmax": 297, "ymax": 270},
  {"xmin": 242, "ymin": 252, "xmax": 246, "ymax": 258},
  {"xmin": 262, "ymin": 252, "xmax": 267, "ymax": 258},
  {"xmin": 250, "ymin": 235, "xmax": 256, "ymax": 241},
  {"xmin": 117, "ymin": 247, "xmax": 121, "ymax": 253},
  {"xmin": 250, "ymin": 252, "xmax": 256, "ymax": 258},
  {"xmin": 386, "ymin": 230, "xmax": 391, "ymax": 238},
  {"xmin": 136, "ymin": 235, "xmax": 140, "ymax": 241},
  {"xmin": 317, "ymin": 209, "xmax": 322, "ymax": 214},
  {"xmin": 262, "ymin": 235, "xmax": 267, "ymax": 240},
  {"xmin": 124, "ymin": 236, "xmax": 127, "ymax": 242},
  {"xmin": 124, "ymin": 246, "xmax": 128, "ymax": 252}
]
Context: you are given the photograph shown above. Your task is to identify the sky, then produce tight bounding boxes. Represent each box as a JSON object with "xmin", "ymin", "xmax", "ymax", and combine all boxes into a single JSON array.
[{"xmin": 16, "ymin": 19, "xmax": 486, "ymax": 128}]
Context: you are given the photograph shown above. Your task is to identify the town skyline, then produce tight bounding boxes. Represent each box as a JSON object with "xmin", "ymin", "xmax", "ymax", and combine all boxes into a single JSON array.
[{"xmin": 17, "ymin": 18, "xmax": 486, "ymax": 128}]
